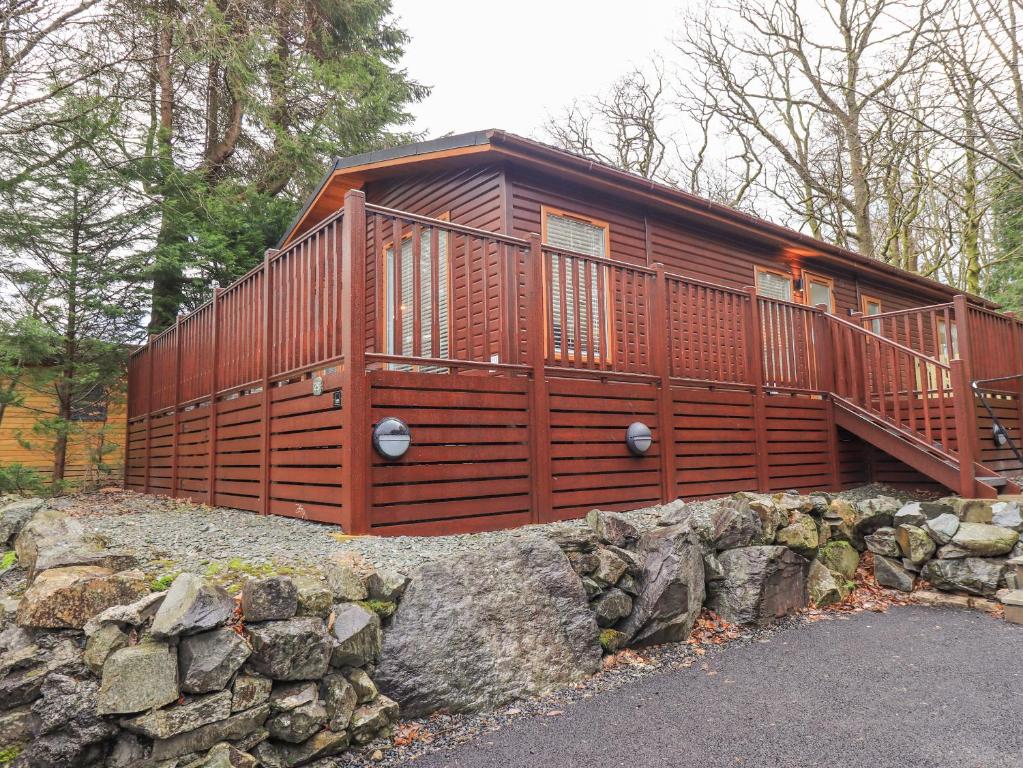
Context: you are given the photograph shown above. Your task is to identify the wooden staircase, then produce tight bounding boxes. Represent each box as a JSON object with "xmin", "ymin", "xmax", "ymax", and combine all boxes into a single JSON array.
[{"xmin": 823, "ymin": 312, "xmax": 1022, "ymax": 498}]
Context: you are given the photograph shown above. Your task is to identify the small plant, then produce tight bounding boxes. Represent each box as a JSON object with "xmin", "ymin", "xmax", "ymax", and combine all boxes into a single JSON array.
[
  {"xmin": 0, "ymin": 551, "xmax": 17, "ymax": 570},
  {"xmin": 358, "ymin": 599, "xmax": 397, "ymax": 619},
  {"xmin": 0, "ymin": 744, "xmax": 24, "ymax": 766},
  {"xmin": 150, "ymin": 572, "xmax": 178, "ymax": 591},
  {"xmin": 0, "ymin": 462, "xmax": 44, "ymax": 495}
]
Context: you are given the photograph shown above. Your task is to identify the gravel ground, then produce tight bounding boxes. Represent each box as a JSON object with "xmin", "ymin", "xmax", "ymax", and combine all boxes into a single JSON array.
[
  {"xmin": 352, "ymin": 605, "xmax": 1022, "ymax": 768},
  {"xmin": 49, "ymin": 483, "xmax": 930, "ymax": 578}
]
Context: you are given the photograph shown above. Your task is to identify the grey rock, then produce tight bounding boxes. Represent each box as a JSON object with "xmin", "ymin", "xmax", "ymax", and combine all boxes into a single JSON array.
[
  {"xmin": 548, "ymin": 527, "xmax": 598, "ymax": 552},
  {"xmin": 923, "ymin": 513, "xmax": 960, "ymax": 546},
  {"xmin": 106, "ymin": 733, "xmax": 147, "ymax": 768},
  {"xmin": 919, "ymin": 499, "xmax": 956, "ymax": 519},
  {"xmin": 590, "ymin": 588, "xmax": 632, "ymax": 628},
  {"xmin": 375, "ymin": 537, "xmax": 599, "ymax": 717},
  {"xmin": 948, "ymin": 497, "xmax": 994, "ymax": 523},
  {"xmin": 255, "ymin": 728, "xmax": 349, "ymax": 768},
  {"xmin": 732, "ymin": 493, "xmax": 785, "ymax": 544},
  {"xmin": 232, "ymin": 675, "xmax": 272, "ymax": 713},
  {"xmin": 83, "ymin": 590, "xmax": 165, "ymax": 635},
  {"xmin": 329, "ymin": 602, "xmax": 381, "ymax": 668},
  {"xmin": 566, "ymin": 550, "xmax": 598, "ymax": 575},
  {"xmin": 323, "ymin": 557, "xmax": 368, "ymax": 601},
  {"xmin": 893, "ymin": 502, "xmax": 927, "ymax": 527},
  {"xmin": 874, "ymin": 555, "xmax": 914, "ymax": 592},
  {"xmin": 808, "ymin": 559, "xmax": 844, "ymax": 607},
  {"xmin": 84, "ymin": 622, "xmax": 128, "ymax": 675},
  {"xmin": 13, "ymin": 507, "xmax": 106, "ymax": 579},
  {"xmin": 269, "ymin": 681, "xmax": 318, "ymax": 712},
  {"xmin": 864, "ymin": 527, "xmax": 901, "ymax": 558},
  {"xmin": 991, "ymin": 501, "xmax": 1023, "ymax": 532},
  {"xmin": 364, "ymin": 568, "xmax": 409, "ymax": 602},
  {"xmin": 247, "ymin": 617, "xmax": 332, "ymax": 680},
  {"xmin": 151, "ymin": 573, "xmax": 235, "ymax": 638},
  {"xmin": 950, "ymin": 522, "xmax": 1020, "ymax": 557},
  {"xmin": 320, "ymin": 674, "xmax": 357, "ymax": 731},
  {"xmin": 293, "ymin": 576, "xmax": 332, "ymax": 618},
  {"xmin": 683, "ymin": 499, "xmax": 762, "ymax": 550},
  {"xmin": 657, "ymin": 498, "xmax": 689, "ymax": 526},
  {"xmin": 618, "ymin": 525, "xmax": 705, "ymax": 645},
  {"xmin": 707, "ymin": 546, "xmax": 809, "ymax": 626},
  {"xmin": 97, "ymin": 641, "xmax": 179, "ymax": 715},
  {"xmin": 349, "ymin": 694, "xmax": 399, "ymax": 745},
  {"xmin": 902, "ymin": 557, "xmax": 922, "ymax": 573},
  {"xmin": 26, "ymin": 674, "xmax": 116, "ymax": 768},
  {"xmin": 852, "ymin": 497, "xmax": 899, "ymax": 549},
  {"xmin": 241, "ymin": 576, "xmax": 298, "ymax": 622},
  {"xmin": 151, "ymin": 704, "xmax": 270, "ymax": 762},
  {"xmin": 606, "ymin": 545, "xmax": 642, "ymax": 575},
  {"xmin": 923, "ymin": 558, "xmax": 1005, "ymax": 597},
  {"xmin": 896, "ymin": 524, "xmax": 936, "ymax": 565},
  {"xmin": 0, "ymin": 705, "xmax": 36, "ymax": 743},
  {"xmin": 586, "ymin": 509, "xmax": 639, "ymax": 547},
  {"xmin": 0, "ymin": 639, "xmax": 82, "ymax": 710},
  {"xmin": 183, "ymin": 742, "xmax": 258, "ymax": 768},
  {"xmin": 617, "ymin": 573, "xmax": 639, "ymax": 595},
  {"xmin": 775, "ymin": 513, "xmax": 819, "ymax": 557},
  {"xmin": 345, "ymin": 667, "xmax": 378, "ymax": 704},
  {"xmin": 16, "ymin": 565, "xmax": 150, "ymax": 629},
  {"xmin": 590, "ymin": 547, "xmax": 629, "ymax": 586},
  {"xmin": 179, "ymin": 628, "xmax": 251, "ymax": 694},
  {"xmin": 937, "ymin": 543, "xmax": 970, "ymax": 559},
  {"xmin": 266, "ymin": 701, "xmax": 327, "ymax": 743},
  {"xmin": 816, "ymin": 541, "xmax": 859, "ymax": 580},
  {"xmin": 122, "ymin": 690, "xmax": 233, "ymax": 739},
  {"xmin": 0, "ymin": 498, "xmax": 43, "ymax": 547}
]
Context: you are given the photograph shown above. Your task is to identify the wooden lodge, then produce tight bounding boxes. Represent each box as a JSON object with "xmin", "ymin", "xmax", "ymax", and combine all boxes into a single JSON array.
[{"xmin": 125, "ymin": 130, "xmax": 1023, "ymax": 536}]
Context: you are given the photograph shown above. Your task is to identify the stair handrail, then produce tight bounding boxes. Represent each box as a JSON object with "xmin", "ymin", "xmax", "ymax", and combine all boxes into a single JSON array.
[
  {"xmin": 829, "ymin": 312, "xmax": 950, "ymax": 370},
  {"xmin": 972, "ymin": 373, "xmax": 1023, "ymax": 469}
]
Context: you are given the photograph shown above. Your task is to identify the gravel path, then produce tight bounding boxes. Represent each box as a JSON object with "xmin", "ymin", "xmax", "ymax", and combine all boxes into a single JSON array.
[
  {"xmin": 49, "ymin": 483, "xmax": 928, "ymax": 578},
  {"xmin": 395, "ymin": 605, "xmax": 1022, "ymax": 768}
]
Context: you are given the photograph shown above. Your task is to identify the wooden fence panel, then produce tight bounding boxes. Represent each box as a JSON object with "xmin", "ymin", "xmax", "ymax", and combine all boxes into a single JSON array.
[
  {"xmin": 763, "ymin": 395, "xmax": 833, "ymax": 491},
  {"xmin": 213, "ymin": 391, "xmax": 264, "ymax": 512},
  {"xmin": 174, "ymin": 404, "xmax": 211, "ymax": 500},
  {"xmin": 666, "ymin": 277, "xmax": 750, "ymax": 384}
]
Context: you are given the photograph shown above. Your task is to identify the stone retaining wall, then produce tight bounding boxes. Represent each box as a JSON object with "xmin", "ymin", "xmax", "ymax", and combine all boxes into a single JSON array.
[{"xmin": 0, "ymin": 489, "xmax": 1020, "ymax": 767}]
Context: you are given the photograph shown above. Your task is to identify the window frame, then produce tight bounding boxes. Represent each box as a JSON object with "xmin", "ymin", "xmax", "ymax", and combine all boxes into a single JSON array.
[
  {"xmin": 379, "ymin": 211, "xmax": 453, "ymax": 361},
  {"xmin": 540, "ymin": 205, "xmax": 615, "ymax": 364},
  {"xmin": 861, "ymin": 294, "xmax": 883, "ymax": 334},
  {"xmin": 754, "ymin": 265, "xmax": 795, "ymax": 302},
  {"xmin": 802, "ymin": 271, "xmax": 835, "ymax": 313}
]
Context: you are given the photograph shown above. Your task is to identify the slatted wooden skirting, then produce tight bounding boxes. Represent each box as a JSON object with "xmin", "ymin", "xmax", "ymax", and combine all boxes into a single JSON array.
[{"xmin": 126, "ymin": 191, "xmax": 1023, "ymax": 534}]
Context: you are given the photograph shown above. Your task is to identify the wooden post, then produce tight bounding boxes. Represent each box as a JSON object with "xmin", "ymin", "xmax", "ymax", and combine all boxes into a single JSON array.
[
  {"xmin": 814, "ymin": 305, "xmax": 842, "ymax": 491},
  {"xmin": 651, "ymin": 264, "xmax": 676, "ymax": 502},
  {"xmin": 260, "ymin": 248, "xmax": 278, "ymax": 515},
  {"xmin": 526, "ymin": 233, "xmax": 553, "ymax": 524},
  {"xmin": 745, "ymin": 287, "xmax": 771, "ymax": 491},
  {"xmin": 952, "ymin": 358, "xmax": 978, "ymax": 496},
  {"xmin": 952, "ymin": 294, "xmax": 981, "ymax": 477},
  {"xmin": 170, "ymin": 318, "xmax": 182, "ymax": 498},
  {"xmin": 143, "ymin": 334, "xmax": 156, "ymax": 494},
  {"xmin": 207, "ymin": 287, "xmax": 222, "ymax": 506},
  {"xmin": 340, "ymin": 190, "xmax": 370, "ymax": 534}
]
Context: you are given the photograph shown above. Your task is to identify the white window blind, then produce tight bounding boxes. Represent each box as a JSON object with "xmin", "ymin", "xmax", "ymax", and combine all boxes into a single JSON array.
[
  {"xmin": 757, "ymin": 270, "xmax": 793, "ymax": 302},
  {"xmin": 807, "ymin": 280, "xmax": 832, "ymax": 310},
  {"xmin": 385, "ymin": 229, "xmax": 449, "ymax": 359},
  {"xmin": 545, "ymin": 212, "xmax": 607, "ymax": 359}
]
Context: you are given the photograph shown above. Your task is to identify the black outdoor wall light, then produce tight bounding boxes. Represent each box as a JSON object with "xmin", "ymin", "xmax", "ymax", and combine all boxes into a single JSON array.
[
  {"xmin": 994, "ymin": 424, "xmax": 1010, "ymax": 448},
  {"xmin": 373, "ymin": 417, "xmax": 412, "ymax": 460},
  {"xmin": 625, "ymin": 421, "xmax": 653, "ymax": 456}
]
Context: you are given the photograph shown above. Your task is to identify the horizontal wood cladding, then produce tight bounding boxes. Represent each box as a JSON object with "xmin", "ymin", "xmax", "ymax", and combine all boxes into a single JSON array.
[{"xmin": 367, "ymin": 370, "xmax": 532, "ymax": 536}]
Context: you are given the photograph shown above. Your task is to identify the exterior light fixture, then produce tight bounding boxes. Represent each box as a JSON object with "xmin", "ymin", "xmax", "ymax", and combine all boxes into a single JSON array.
[
  {"xmin": 373, "ymin": 417, "xmax": 411, "ymax": 460},
  {"xmin": 625, "ymin": 422, "xmax": 653, "ymax": 456},
  {"xmin": 994, "ymin": 424, "xmax": 1009, "ymax": 448}
]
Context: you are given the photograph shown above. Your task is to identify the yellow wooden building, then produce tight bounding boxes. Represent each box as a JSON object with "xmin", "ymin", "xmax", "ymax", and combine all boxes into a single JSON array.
[{"xmin": 0, "ymin": 371, "xmax": 125, "ymax": 488}]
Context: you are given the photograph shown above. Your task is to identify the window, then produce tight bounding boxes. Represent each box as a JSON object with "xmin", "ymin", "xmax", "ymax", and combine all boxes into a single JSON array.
[
  {"xmin": 542, "ymin": 207, "xmax": 612, "ymax": 361},
  {"xmin": 755, "ymin": 266, "xmax": 794, "ymax": 302},
  {"xmin": 861, "ymin": 295, "xmax": 883, "ymax": 334},
  {"xmin": 803, "ymin": 272, "xmax": 835, "ymax": 312},
  {"xmin": 935, "ymin": 317, "xmax": 958, "ymax": 363},
  {"xmin": 383, "ymin": 215, "xmax": 450, "ymax": 360}
]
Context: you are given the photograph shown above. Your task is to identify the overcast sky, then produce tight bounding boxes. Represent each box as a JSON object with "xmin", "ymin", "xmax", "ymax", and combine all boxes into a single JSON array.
[{"xmin": 390, "ymin": 0, "xmax": 686, "ymax": 139}]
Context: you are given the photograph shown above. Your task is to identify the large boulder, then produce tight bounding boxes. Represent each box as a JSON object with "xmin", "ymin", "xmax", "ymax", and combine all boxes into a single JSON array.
[
  {"xmin": 950, "ymin": 522, "xmax": 1019, "ymax": 557},
  {"xmin": 618, "ymin": 525, "xmax": 705, "ymax": 646},
  {"xmin": 376, "ymin": 537, "xmax": 600, "ymax": 717},
  {"xmin": 151, "ymin": 573, "xmax": 235, "ymax": 638},
  {"xmin": 16, "ymin": 566, "xmax": 150, "ymax": 629},
  {"xmin": 24, "ymin": 674, "xmax": 116, "ymax": 768},
  {"xmin": 179, "ymin": 627, "xmax": 252, "ymax": 693},
  {"xmin": 246, "ymin": 617, "xmax": 332, "ymax": 681},
  {"xmin": 0, "ymin": 639, "xmax": 82, "ymax": 710},
  {"xmin": 97, "ymin": 641, "xmax": 179, "ymax": 714},
  {"xmin": 12, "ymin": 507, "xmax": 132, "ymax": 580},
  {"xmin": 923, "ymin": 557, "xmax": 1005, "ymax": 597},
  {"xmin": 873, "ymin": 555, "xmax": 914, "ymax": 592},
  {"xmin": 706, "ymin": 546, "xmax": 809, "ymax": 626}
]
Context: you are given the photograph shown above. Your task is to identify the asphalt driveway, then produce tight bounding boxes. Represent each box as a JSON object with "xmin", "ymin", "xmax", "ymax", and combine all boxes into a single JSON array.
[{"xmin": 412, "ymin": 606, "xmax": 1023, "ymax": 768}]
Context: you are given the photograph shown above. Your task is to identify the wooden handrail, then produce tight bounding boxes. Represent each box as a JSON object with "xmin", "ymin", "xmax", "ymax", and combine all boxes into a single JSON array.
[
  {"xmin": 366, "ymin": 203, "xmax": 530, "ymax": 247},
  {"xmin": 540, "ymin": 243, "xmax": 658, "ymax": 274},
  {"xmin": 829, "ymin": 312, "xmax": 950, "ymax": 370},
  {"xmin": 865, "ymin": 302, "xmax": 954, "ymax": 321}
]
